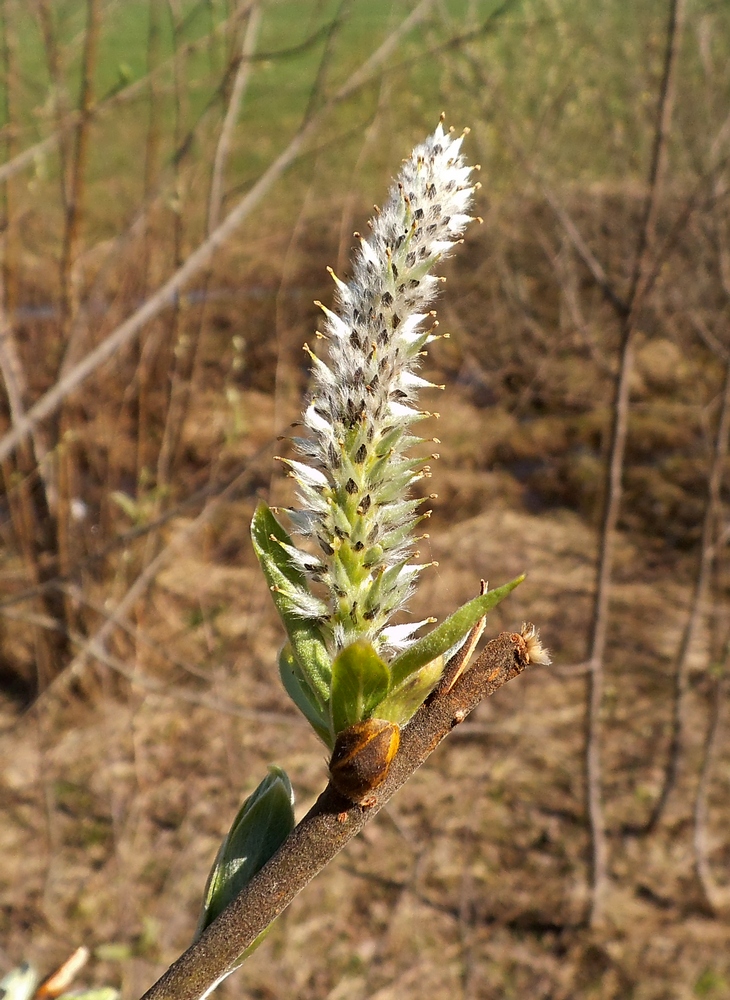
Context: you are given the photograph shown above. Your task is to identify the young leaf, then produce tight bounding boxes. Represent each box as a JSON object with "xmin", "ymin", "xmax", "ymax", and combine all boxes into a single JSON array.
[
  {"xmin": 388, "ymin": 576, "xmax": 525, "ymax": 690},
  {"xmin": 279, "ymin": 646, "xmax": 332, "ymax": 747},
  {"xmin": 195, "ymin": 767, "xmax": 295, "ymax": 940},
  {"xmin": 251, "ymin": 502, "xmax": 332, "ymax": 701},
  {"xmin": 330, "ymin": 639, "xmax": 390, "ymax": 735},
  {"xmin": 375, "ymin": 655, "xmax": 444, "ymax": 726}
]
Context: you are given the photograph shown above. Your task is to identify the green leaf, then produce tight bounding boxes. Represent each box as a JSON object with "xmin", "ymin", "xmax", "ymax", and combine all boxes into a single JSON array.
[
  {"xmin": 330, "ymin": 639, "xmax": 390, "ymax": 735},
  {"xmin": 195, "ymin": 767, "xmax": 295, "ymax": 940},
  {"xmin": 376, "ymin": 655, "xmax": 444, "ymax": 726},
  {"xmin": 251, "ymin": 502, "xmax": 331, "ymax": 702},
  {"xmin": 389, "ymin": 576, "xmax": 525, "ymax": 689},
  {"xmin": 279, "ymin": 646, "xmax": 332, "ymax": 747}
]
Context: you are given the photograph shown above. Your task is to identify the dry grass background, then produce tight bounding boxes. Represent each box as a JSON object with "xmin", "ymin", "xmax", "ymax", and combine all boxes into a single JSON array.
[{"xmin": 1, "ymin": 1, "xmax": 730, "ymax": 998}]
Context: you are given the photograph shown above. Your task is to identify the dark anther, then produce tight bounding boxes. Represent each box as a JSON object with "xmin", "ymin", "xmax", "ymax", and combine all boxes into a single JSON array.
[
  {"xmin": 382, "ymin": 291, "xmax": 393, "ymax": 306},
  {"xmin": 363, "ymin": 607, "xmax": 380, "ymax": 621},
  {"xmin": 414, "ymin": 208, "xmax": 424, "ymax": 221},
  {"xmin": 359, "ymin": 494, "xmax": 372, "ymax": 514},
  {"xmin": 392, "ymin": 263, "xmax": 398, "ymax": 279},
  {"xmin": 350, "ymin": 602, "xmax": 359, "ymax": 624},
  {"xmin": 392, "ymin": 314, "xmax": 401, "ymax": 329},
  {"xmin": 345, "ymin": 478, "xmax": 358, "ymax": 495},
  {"xmin": 353, "ymin": 540, "xmax": 364, "ymax": 551},
  {"xmin": 355, "ymin": 444, "xmax": 367, "ymax": 464},
  {"xmin": 405, "ymin": 251, "xmax": 416, "ymax": 267}
]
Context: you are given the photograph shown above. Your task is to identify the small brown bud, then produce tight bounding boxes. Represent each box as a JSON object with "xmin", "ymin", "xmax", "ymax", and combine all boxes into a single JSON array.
[{"xmin": 329, "ymin": 719, "xmax": 400, "ymax": 805}]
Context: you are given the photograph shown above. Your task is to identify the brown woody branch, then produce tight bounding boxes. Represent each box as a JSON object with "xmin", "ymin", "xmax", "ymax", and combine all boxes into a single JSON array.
[{"xmin": 139, "ymin": 630, "xmax": 531, "ymax": 1000}]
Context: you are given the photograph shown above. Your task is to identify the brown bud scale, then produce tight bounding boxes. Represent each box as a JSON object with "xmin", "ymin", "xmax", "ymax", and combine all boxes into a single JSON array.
[{"xmin": 328, "ymin": 719, "xmax": 400, "ymax": 805}]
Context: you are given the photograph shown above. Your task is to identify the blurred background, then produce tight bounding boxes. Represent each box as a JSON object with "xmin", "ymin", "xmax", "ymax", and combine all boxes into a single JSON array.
[{"xmin": 1, "ymin": 0, "xmax": 729, "ymax": 997}]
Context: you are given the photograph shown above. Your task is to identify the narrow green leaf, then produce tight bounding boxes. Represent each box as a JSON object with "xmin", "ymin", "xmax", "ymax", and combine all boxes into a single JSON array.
[
  {"xmin": 279, "ymin": 646, "xmax": 332, "ymax": 747},
  {"xmin": 330, "ymin": 639, "xmax": 390, "ymax": 735},
  {"xmin": 195, "ymin": 767, "xmax": 295, "ymax": 940},
  {"xmin": 251, "ymin": 502, "xmax": 332, "ymax": 701},
  {"xmin": 389, "ymin": 576, "xmax": 525, "ymax": 690},
  {"xmin": 375, "ymin": 655, "xmax": 444, "ymax": 726}
]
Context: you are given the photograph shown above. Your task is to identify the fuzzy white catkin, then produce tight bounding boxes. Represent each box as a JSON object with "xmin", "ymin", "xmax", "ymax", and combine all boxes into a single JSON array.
[{"xmin": 280, "ymin": 122, "xmax": 477, "ymax": 658}]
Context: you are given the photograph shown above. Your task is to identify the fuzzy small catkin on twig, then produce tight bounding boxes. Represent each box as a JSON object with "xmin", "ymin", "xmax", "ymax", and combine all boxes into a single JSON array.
[{"xmin": 279, "ymin": 121, "xmax": 478, "ymax": 658}]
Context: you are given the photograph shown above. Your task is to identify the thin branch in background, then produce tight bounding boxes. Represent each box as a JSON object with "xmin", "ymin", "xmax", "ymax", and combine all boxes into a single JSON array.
[
  {"xmin": 53, "ymin": 0, "xmax": 102, "ymax": 659},
  {"xmin": 206, "ymin": 2, "xmax": 260, "ymax": 235},
  {"xmin": 638, "ymin": 361, "xmax": 730, "ymax": 833},
  {"xmin": 583, "ymin": 0, "xmax": 685, "ymax": 927},
  {"xmin": 58, "ymin": 0, "xmax": 99, "ymax": 332},
  {"xmin": 154, "ymin": 0, "xmax": 262, "ymax": 493},
  {"xmin": 693, "ymin": 641, "xmax": 730, "ymax": 914},
  {"xmin": 0, "ymin": 0, "xmax": 74, "ymax": 691}
]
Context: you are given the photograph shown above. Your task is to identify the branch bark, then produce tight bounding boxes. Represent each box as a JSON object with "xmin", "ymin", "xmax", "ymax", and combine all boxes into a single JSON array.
[{"xmin": 139, "ymin": 629, "xmax": 531, "ymax": 1000}]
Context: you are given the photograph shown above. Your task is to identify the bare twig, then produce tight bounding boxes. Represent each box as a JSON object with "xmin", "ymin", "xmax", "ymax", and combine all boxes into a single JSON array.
[
  {"xmin": 640, "ymin": 362, "xmax": 730, "ymax": 832},
  {"xmin": 206, "ymin": 2, "xmax": 261, "ymax": 234},
  {"xmin": 139, "ymin": 630, "xmax": 531, "ymax": 1000},
  {"xmin": 58, "ymin": 0, "xmax": 99, "ymax": 329},
  {"xmin": 584, "ymin": 0, "xmax": 685, "ymax": 927},
  {"xmin": 693, "ymin": 652, "xmax": 730, "ymax": 913},
  {"xmin": 153, "ymin": 1, "xmax": 262, "ymax": 492}
]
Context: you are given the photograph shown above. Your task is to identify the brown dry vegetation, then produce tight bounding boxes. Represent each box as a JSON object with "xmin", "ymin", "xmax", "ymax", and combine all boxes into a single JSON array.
[{"xmin": 1, "ymin": 1, "xmax": 730, "ymax": 998}]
